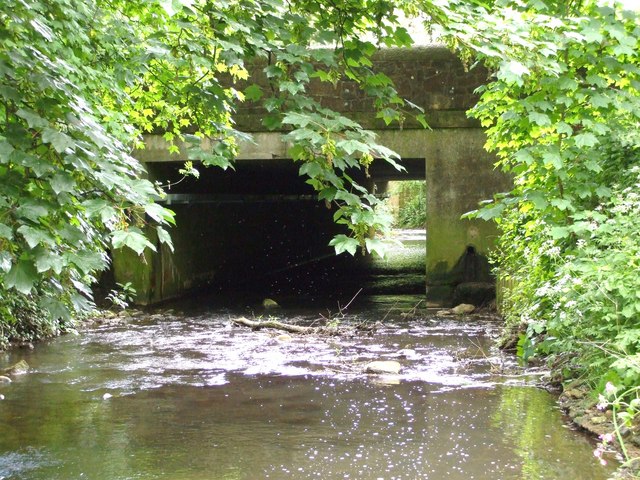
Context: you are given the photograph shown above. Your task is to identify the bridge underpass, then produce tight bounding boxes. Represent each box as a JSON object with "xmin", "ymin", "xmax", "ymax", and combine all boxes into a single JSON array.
[
  {"xmin": 111, "ymin": 47, "xmax": 512, "ymax": 306},
  {"xmin": 113, "ymin": 128, "xmax": 508, "ymax": 306}
]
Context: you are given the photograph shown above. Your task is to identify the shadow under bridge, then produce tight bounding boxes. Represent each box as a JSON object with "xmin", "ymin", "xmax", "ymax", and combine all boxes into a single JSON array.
[{"xmin": 111, "ymin": 156, "xmax": 426, "ymax": 305}]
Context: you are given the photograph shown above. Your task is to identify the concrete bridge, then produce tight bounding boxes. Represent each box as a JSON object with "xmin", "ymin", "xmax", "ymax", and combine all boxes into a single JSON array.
[{"xmin": 113, "ymin": 46, "xmax": 511, "ymax": 306}]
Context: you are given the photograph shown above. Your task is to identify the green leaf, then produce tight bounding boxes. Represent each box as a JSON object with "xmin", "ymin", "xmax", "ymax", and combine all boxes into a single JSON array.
[
  {"xmin": 50, "ymin": 173, "xmax": 75, "ymax": 195},
  {"xmin": 111, "ymin": 229, "xmax": 156, "ymax": 255},
  {"xmin": 392, "ymin": 27, "xmax": 413, "ymax": 47},
  {"xmin": 555, "ymin": 122, "xmax": 573, "ymax": 136},
  {"xmin": 244, "ymin": 84, "xmax": 263, "ymax": 101},
  {"xmin": 17, "ymin": 225, "xmax": 55, "ymax": 249},
  {"xmin": 329, "ymin": 234, "xmax": 359, "ymax": 255},
  {"xmin": 574, "ymin": 132, "xmax": 599, "ymax": 148},
  {"xmin": 365, "ymin": 238, "xmax": 387, "ymax": 258},
  {"xmin": 416, "ymin": 114, "xmax": 429, "ymax": 129},
  {"xmin": 39, "ymin": 297, "xmax": 71, "ymax": 322},
  {"xmin": 82, "ymin": 199, "xmax": 117, "ymax": 224},
  {"xmin": 0, "ymin": 138, "xmax": 15, "ymax": 161},
  {"xmin": 282, "ymin": 112, "xmax": 312, "ymax": 128},
  {"xmin": 542, "ymin": 150, "xmax": 563, "ymax": 169},
  {"xmin": 59, "ymin": 224, "xmax": 86, "ymax": 244},
  {"xmin": 262, "ymin": 115, "xmax": 282, "ymax": 130},
  {"xmin": 527, "ymin": 192, "xmax": 549, "ymax": 209},
  {"xmin": 65, "ymin": 251, "xmax": 106, "ymax": 274},
  {"xmin": 156, "ymin": 226, "xmax": 174, "ymax": 252},
  {"xmin": 498, "ymin": 60, "xmax": 530, "ymax": 86},
  {"xmin": 582, "ymin": 22, "xmax": 604, "ymax": 43},
  {"xmin": 337, "ymin": 139, "xmax": 369, "ymax": 156},
  {"xmin": 550, "ymin": 226, "xmax": 570, "ymax": 239},
  {"xmin": 34, "ymin": 249, "xmax": 65, "ymax": 274},
  {"xmin": 528, "ymin": 112, "xmax": 551, "ymax": 126},
  {"xmin": 0, "ymin": 251, "xmax": 12, "ymax": 273},
  {"xmin": 318, "ymin": 187, "xmax": 337, "ymax": 202},
  {"xmin": 550, "ymin": 198, "xmax": 573, "ymax": 211},
  {"xmin": 15, "ymin": 201, "xmax": 49, "ymax": 221},
  {"xmin": 299, "ymin": 161, "xmax": 323, "ymax": 178},
  {"xmin": 144, "ymin": 202, "xmax": 175, "ymax": 225},
  {"xmin": 335, "ymin": 190, "xmax": 361, "ymax": 206},
  {"xmin": 16, "ymin": 108, "xmax": 49, "ymax": 129},
  {"xmin": 4, "ymin": 259, "xmax": 37, "ymax": 294},
  {"xmin": 70, "ymin": 292, "xmax": 94, "ymax": 312},
  {"xmin": 514, "ymin": 149, "xmax": 535, "ymax": 165},
  {"xmin": 42, "ymin": 128, "xmax": 75, "ymax": 153},
  {"xmin": 0, "ymin": 223, "xmax": 13, "ymax": 240},
  {"xmin": 475, "ymin": 203, "xmax": 505, "ymax": 221}
]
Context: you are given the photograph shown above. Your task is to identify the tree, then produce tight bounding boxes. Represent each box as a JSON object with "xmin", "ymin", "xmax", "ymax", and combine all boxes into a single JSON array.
[
  {"xmin": 439, "ymin": 0, "xmax": 640, "ymax": 390},
  {"xmin": 0, "ymin": 0, "xmax": 430, "ymax": 342}
]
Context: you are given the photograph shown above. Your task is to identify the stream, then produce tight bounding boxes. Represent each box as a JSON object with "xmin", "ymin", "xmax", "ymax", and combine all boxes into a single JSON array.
[
  {"xmin": 0, "ymin": 232, "xmax": 617, "ymax": 479},
  {"xmin": 0, "ymin": 296, "xmax": 616, "ymax": 480}
]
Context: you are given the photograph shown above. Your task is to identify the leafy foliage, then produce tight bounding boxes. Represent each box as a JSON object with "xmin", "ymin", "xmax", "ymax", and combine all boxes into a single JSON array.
[
  {"xmin": 0, "ymin": 290, "xmax": 68, "ymax": 349},
  {"xmin": 388, "ymin": 181, "xmax": 426, "ymax": 229},
  {"xmin": 0, "ymin": 0, "xmax": 432, "ymax": 343},
  {"xmin": 0, "ymin": 0, "xmax": 177, "ymax": 329},
  {"xmin": 443, "ymin": 0, "xmax": 640, "ymax": 391}
]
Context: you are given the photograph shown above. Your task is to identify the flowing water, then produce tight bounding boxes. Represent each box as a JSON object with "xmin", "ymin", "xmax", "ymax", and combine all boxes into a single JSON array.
[
  {"xmin": 0, "ymin": 233, "xmax": 617, "ymax": 479},
  {"xmin": 0, "ymin": 298, "xmax": 615, "ymax": 480}
]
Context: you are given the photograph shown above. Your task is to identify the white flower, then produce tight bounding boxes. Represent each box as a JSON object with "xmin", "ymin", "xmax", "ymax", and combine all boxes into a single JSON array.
[
  {"xmin": 597, "ymin": 394, "xmax": 609, "ymax": 411},
  {"xmin": 605, "ymin": 382, "xmax": 617, "ymax": 395}
]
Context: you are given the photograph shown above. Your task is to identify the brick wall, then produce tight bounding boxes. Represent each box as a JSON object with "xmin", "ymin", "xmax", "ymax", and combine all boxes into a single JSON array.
[{"xmin": 234, "ymin": 46, "xmax": 489, "ymax": 131}]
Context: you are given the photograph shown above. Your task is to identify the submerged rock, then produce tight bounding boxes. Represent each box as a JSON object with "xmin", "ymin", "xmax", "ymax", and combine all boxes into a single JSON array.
[
  {"xmin": 395, "ymin": 348, "xmax": 420, "ymax": 360},
  {"xmin": 365, "ymin": 360, "xmax": 402, "ymax": 375},
  {"xmin": 262, "ymin": 298, "xmax": 280, "ymax": 309},
  {"xmin": 452, "ymin": 282, "xmax": 496, "ymax": 307},
  {"xmin": 0, "ymin": 376, "xmax": 11, "ymax": 384},
  {"xmin": 369, "ymin": 375, "xmax": 401, "ymax": 386},
  {"xmin": 451, "ymin": 304, "xmax": 475, "ymax": 315},
  {"xmin": 2, "ymin": 360, "xmax": 29, "ymax": 376},
  {"xmin": 275, "ymin": 334, "xmax": 292, "ymax": 342}
]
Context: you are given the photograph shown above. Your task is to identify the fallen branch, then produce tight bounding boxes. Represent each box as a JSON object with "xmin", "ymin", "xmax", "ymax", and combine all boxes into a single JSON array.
[{"xmin": 232, "ymin": 316, "xmax": 318, "ymax": 334}]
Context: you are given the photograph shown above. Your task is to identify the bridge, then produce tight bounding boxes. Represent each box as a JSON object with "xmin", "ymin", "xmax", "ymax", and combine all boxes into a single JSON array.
[{"xmin": 112, "ymin": 46, "xmax": 511, "ymax": 306}]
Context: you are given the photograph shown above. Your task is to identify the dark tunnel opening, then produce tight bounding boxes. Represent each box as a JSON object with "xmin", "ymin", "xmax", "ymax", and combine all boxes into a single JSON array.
[{"xmin": 132, "ymin": 158, "xmax": 427, "ymax": 306}]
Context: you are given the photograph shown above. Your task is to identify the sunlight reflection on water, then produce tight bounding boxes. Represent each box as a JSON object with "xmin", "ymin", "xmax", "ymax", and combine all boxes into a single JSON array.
[{"xmin": 0, "ymin": 304, "xmax": 616, "ymax": 480}]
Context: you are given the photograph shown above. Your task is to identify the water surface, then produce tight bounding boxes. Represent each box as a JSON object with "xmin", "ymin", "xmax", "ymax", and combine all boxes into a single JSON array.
[{"xmin": 0, "ymin": 297, "xmax": 614, "ymax": 480}]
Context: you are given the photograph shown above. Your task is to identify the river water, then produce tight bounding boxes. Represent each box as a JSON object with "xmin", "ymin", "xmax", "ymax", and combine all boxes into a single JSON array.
[{"xmin": 0, "ymin": 233, "xmax": 617, "ymax": 479}]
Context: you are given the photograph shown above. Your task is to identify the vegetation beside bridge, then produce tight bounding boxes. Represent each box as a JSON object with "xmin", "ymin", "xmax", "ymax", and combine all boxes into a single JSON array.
[{"xmin": 1, "ymin": 0, "xmax": 640, "ymax": 468}]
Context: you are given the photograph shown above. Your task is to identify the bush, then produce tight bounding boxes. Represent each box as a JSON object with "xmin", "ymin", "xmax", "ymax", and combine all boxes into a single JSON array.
[
  {"xmin": 498, "ymin": 160, "xmax": 640, "ymax": 391},
  {"xmin": 533, "ymin": 167, "xmax": 640, "ymax": 389},
  {"xmin": 0, "ymin": 291, "xmax": 72, "ymax": 349}
]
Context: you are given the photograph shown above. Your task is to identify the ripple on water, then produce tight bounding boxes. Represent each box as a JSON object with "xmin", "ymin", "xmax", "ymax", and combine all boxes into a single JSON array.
[{"xmin": 0, "ymin": 309, "xmax": 617, "ymax": 479}]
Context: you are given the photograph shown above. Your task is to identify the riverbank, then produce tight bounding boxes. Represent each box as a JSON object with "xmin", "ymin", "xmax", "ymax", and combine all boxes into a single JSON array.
[{"xmin": 558, "ymin": 384, "xmax": 640, "ymax": 479}]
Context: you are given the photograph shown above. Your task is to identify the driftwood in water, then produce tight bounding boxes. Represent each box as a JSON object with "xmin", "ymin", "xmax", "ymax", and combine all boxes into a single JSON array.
[
  {"xmin": 232, "ymin": 317, "xmax": 318, "ymax": 334},
  {"xmin": 232, "ymin": 315, "xmax": 379, "ymax": 337}
]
